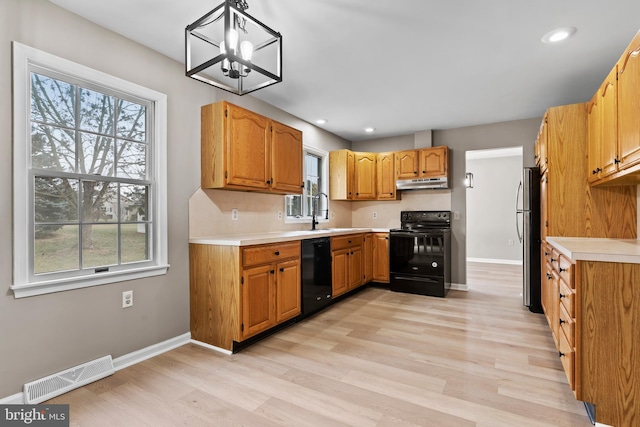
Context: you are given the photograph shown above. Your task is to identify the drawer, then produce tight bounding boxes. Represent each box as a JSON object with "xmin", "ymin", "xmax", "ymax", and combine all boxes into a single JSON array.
[
  {"xmin": 559, "ymin": 303, "xmax": 575, "ymax": 347},
  {"xmin": 558, "ymin": 328, "xmax": 575, "ymax": 390},
  {"xmin": 558, "ymin": 256, "xmax": 574, "ymax": 288},
  {"xmin": 559, "ymin": 279, "xmax": 575, "ymax": 318},
  {"xmin": 331, "ymin": 234, "xmax": 363, "ymax": 251},
  {"xmin": 542, "ymin": 243, "xmax": 553, "ymax": 264},
  {"xmin": 243, "ymin": 241, "xmax": 300, "ymax": 267},
  {"xmin": 550, "ymin": 249, "xmax": 561, "ymax": 271}
]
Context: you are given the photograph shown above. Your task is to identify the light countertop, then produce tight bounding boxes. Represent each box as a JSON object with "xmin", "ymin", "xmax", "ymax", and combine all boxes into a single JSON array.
[
  {"xmin": 546, "ymin": 236, "xmax": 640, "ymax": 264},
  {"xmin": 190, "ymin": 228, "xmax": 390, "ymax": 246}
]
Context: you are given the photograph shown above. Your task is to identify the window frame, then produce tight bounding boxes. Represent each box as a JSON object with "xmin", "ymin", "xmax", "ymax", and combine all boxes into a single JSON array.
[
  {"xmin": 12, "ymin": 42, "xmax": 169, "ymax": 298},
  {"xmin": 285, "ymin": 145, "xmax": 329, "ymax": 224}
]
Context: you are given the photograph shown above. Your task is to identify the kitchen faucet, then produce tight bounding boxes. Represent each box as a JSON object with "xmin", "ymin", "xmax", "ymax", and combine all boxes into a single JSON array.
[{"xmin": 311, "ymin": 192, "xmax": 329, "ymax": 230}]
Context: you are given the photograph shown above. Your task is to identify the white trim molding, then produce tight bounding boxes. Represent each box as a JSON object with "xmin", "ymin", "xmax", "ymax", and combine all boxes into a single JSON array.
[{"xmin": 190, "ymin": 339, "xmax": 233, "ymax": 355}]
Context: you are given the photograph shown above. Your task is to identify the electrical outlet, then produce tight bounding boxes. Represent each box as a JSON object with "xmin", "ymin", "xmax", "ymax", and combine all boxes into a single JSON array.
[
  {"xmin": 453, "ymin": 211, "xmax": 461, "ymax": 220},
  {"xmin": 231, "ymin": 208, "xmax": 239, "ymax": 221},
  {"xmin": 122, "ymin": 290, "xmax": 133, "ymax": 308},
  {"xmin": 372, "ymin": 211, "xmax": 378, "ymax": 219},
  {"xmin": 508, "ymin": 239, "xmax": 514, "ymax": 246},
  {"xmin": 277, "ymin": 210, "xmax": 283, "ymax": 220},
  {"xmin": 330, "ymin": 211, "xmax": 335, "ymax": 219}
]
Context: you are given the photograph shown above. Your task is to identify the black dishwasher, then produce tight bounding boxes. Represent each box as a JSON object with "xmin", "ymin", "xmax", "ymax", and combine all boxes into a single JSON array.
[{"xmin": 301, "ymin": 237, "xmax": 332, "ymax": 317}]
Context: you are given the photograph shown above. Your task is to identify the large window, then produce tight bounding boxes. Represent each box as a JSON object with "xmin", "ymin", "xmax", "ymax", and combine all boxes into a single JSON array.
[
  {"xmin": 285, "ymin": 147, "xmax": 329, "ymax": 221},
  {"xmin": 12, "ymin": 42, "xmax": 168, "ymax": 298}
]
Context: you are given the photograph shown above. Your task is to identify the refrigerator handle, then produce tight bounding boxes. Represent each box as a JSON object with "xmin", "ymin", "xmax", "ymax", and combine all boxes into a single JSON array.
[
  {"xmin": 516, "ymin": 211, "xmax": 523, "ymax": 243},
  {"xmin": 515, "ymin": 181, "xmax": 523, "ymax": 243}
]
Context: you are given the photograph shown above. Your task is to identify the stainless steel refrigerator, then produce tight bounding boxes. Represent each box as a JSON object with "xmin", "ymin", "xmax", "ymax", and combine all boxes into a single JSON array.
[{"xmin": 516, "ymin": 167, "xmax": 542, "ymax": 313}]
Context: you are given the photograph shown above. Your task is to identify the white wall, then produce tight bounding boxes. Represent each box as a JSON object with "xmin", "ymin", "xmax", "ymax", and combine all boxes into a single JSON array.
[{"xmin": 466, "ymin": 150, "xmax": 523, "ymax": 263}]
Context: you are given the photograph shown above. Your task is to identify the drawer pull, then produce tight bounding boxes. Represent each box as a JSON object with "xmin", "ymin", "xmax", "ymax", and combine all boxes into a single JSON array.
[
  {"xmin": 550, "ymin": 258, "xmax": 557, "ymax": 263},
  {"xmin": 559, "ymin": 319, "xmax": 566, "ymax": 325},
  {"xmin": 559, "ymin": 267, "xmax": 566, "ymax": 272},
  {"xmin": 559, "ymin": 293, "xmax": 566, "ymax": 299},
  {"xmin": 274, "ymin": 251, "xmax": 280, "ymax": 256},
  {"xmin": 559, "ymin": 351, "xmax": 565, "ymax": 358},
  {"xmin": 546, "ymin": 273, "xmax": 552, "ymax": 280}
]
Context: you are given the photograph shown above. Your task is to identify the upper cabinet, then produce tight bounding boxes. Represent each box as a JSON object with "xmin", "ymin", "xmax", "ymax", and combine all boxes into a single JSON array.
[
  {"xmin": 329, "ymin": 149, "xmax": 397, "ymax": 201},
  {"xmin": 395, "ymin": 147, "xmax": 448, "ymax": 179},
  {"xmin": 376, "ymin": 152, "xmax": 396, "ymax": 200},
  {"xmin": 588, "ymin": 30, "xmax": 640, "ymax": 185},
  {"xmin": 201, "ymin": 101, "xmax": 303, "ymax": 194}
]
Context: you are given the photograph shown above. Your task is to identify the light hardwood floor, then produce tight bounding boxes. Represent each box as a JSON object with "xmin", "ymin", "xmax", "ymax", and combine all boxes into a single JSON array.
[{"xmin": 49, "ymin": 262, "xmax": 591, "ymax": 426}]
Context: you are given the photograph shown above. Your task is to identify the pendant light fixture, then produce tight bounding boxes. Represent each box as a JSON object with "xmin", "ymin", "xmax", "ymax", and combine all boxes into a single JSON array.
[{"xmin": 185, "ymin": 0, "xmax": 282, "ymax": 95}]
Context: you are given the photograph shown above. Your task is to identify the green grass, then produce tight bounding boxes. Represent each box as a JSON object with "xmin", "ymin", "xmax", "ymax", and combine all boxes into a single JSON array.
[{"xmin": 34, "ymin": 224, "xmax": 148, "ymax": 274}]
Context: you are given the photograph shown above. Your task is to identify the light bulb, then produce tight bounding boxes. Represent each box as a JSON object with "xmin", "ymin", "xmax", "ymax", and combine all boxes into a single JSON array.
[
  {"xmin": 227, "ymin": 29, "xmax": 238, "ymax": 53},
  {"xmin": 240, "ymin": 41, "xmax": 253, "ymax": 61},
  {"xmin": 220, "ymin": 41, "xmax": 229, "ymax": 73}
]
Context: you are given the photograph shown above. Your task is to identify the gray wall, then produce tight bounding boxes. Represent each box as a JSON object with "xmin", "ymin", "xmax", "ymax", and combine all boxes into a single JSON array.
[
  {"xmin": 466, "ymin": 154, "xmax": 523, "ymax": 262},
  {"xmin": 434, "ymin": 118, "xmax": 541, "ymax": 286},
  {"xmin": 0, "ymin": 0, "xmax": 349, "ymax": 398}
]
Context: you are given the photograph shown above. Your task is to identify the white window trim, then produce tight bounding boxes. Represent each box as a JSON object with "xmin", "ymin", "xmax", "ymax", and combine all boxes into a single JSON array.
[
  {"xmin": 11, "ymin": 42, "xmax": 169, "ymax": 298},
  {"xmin": 285, "ymin": 145, "xmax": 329, "ymax": 224}
]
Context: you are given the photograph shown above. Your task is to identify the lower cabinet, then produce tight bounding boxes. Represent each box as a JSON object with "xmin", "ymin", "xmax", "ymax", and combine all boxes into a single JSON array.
[
  {"xmin": 544, "ymin": 240, "xmax": 640, "ymax": 427},
  {"xmin": 372, "ymin": 232, "xmax": 390, "ymax": 283},
  {"xmin": 189, "ymin": 240, "xmax": 301, "ymax": 352},
  {"xmin": 331, "ymin": 234, "xmax": 364, "ymax": 297}
]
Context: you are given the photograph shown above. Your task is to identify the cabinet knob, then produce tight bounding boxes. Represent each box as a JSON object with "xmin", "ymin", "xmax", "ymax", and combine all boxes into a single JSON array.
[
  {"xmin": 559, "ymin": 293, "xmax": 565, "ymax": 299},
  {"xmin": 414, "ymin": 171, "xmax": 418, "ymax": 175},
  {"xmin": 546, "ymin": 273, "xmax": 552, "ymax": 280},
  {"xmin": 559, "ymin": 267, "xmax": 566, "ymax": 273},
  {"xmin": 279, "ymin": 267, "xmax": 284, "ymax": 272},
  {"xmin": 550, "ymin": 258, "xmax": 556, "ymax": 263},
  {"xmin": 559, "ymin": 319, "xmax": 565, "ymax": 325},
  {"xmin": 422, "ymin": 170, "xmax": 426, "ymax": 173},
  {"xmin": 270, "ymin": 270, "xmax": 275, "ymax": 274},
  {"xmin": 615, "ymin": 158, "xmax": 621, "ymax": 164},
  {"xmin": 266, "ymin": 180, "xmax": 271, "ymax": 184},
  {"xmin": 559, "ymin": 351, "xmax": 565, "ymax": 358},
  {"xmin": 274, "ymin": 251, "xmax": 280, "ymax": 256}
]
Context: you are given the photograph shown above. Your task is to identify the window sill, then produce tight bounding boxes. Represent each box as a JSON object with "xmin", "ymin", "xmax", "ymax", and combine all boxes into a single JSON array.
[
  {"xmin": 284, "ymin": 217, "xmax": 329, "ymax": 225},
  {"xmin": 11, "ymin": 264, "xmax": 170, "ymax": 298}
]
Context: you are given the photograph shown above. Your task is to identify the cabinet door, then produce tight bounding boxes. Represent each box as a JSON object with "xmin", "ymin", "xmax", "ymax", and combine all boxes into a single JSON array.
[
  {"xmin": 587, "ymin": 94, "xmax": 601, "ymax": 183},
  {"xmin": 348, "ymin": 245, "xmax": 364, "ymax": 289},
  {"xmin": 241, "ymin": 264, "xmax": 276, "ymax": 340},
  {"xmin": 354, "ymin": 153, "xmax": 376, "ymax": 200},
  {"xmin": 376, "ymin": 152, "xmax": 396, "ymax": 200},
  {"xmin": 373, "ymin": 233, "xmax": 390, "ymax": 283},
  {"xmin": 540, "ymin": 172, "xmax": 548, "ymax": 241},
  {"xmin": 275, "ymin": 259, "xmax": 301, "ymax": 323},
  {"xmin": 617, "ymin": 33, "xmax": 640, "ymax": 170},
  {"xmin": 332, "ymin": 249, "xmax": 349, "ymax": 297},
  {"xmin": 538, "ymin": 115, "xmax": 548, "ymax": 173},
  {"xmin": 395, "ymin": 150, "xmax": 419, "ymax": 179},
  {"xmin": 329, "ymin": 150, "xmax": 355, "ymax": 200},
  {"xmin": 271, "ymin": 121, "xmax": 303, "ymax": 194},
  {"xmin": 226, "ymin": 104, "xmax": 271, "ymax": 190},
  {"xmin": 363, "ymin": 234, "xmax": 373, "ymax": 283},
  {"xmin": 600, "ymin": 66, "xmax": 619, "ymax": 177},
  {"xmin": 419, "ymin": 146, "xmax": 448, "ymax": 178}
]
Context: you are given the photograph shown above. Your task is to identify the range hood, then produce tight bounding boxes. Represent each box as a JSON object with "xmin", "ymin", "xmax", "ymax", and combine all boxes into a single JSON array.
[{"xmin": 396, "ymin": 176, "xmax": 449, "ymax": 190}]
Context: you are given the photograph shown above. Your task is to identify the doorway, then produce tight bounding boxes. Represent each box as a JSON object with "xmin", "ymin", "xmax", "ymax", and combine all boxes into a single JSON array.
[{"xmin": 465, "ymin": 147, "xmax": 523, "ymax": 292}]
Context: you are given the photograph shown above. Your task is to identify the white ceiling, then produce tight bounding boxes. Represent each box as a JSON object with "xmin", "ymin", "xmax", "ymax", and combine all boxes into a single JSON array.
[{"xmin": 49, "ymin": 0, "xmax": 640, "ymax": 142}]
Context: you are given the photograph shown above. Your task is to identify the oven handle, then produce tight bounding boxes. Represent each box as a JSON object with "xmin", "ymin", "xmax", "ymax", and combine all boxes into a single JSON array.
[
  {"xmin": 393, "ymin": 275, "xmax": 441, "ymax": 284},
  {"xmin": 390, "ymin": 231, "xmax": 437, "ymax": 238}
]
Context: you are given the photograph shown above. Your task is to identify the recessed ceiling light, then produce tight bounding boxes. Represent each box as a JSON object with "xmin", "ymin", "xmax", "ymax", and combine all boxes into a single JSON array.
[
  {"xmin": 541, "ymin": 27, "xmax": 577, "ymax": 44},
  {"xmin": 316, "ymin": 119, "xmax": 327, "ymax": 125},
  {"xmin": 364, "ymin": 127, "xmax": 375, "ymax": 133}
]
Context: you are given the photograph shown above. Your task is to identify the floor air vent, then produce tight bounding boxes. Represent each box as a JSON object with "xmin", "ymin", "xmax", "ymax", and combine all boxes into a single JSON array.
[{"xmin": 24, "ymin": 355, "xmax": 114, "ymax": 404}]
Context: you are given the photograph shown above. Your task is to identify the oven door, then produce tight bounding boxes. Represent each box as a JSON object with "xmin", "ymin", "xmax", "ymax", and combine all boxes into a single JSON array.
[{"xmin": 389, "ymin": 231, "xmax": 446, "ymax": 278}]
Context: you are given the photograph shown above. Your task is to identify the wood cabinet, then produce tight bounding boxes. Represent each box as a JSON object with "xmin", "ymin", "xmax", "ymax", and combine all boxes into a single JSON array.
[
  {"xmin": 330, "ymin": 150, "xmax": 399, "ymax": 200},
  {"xmin": 329, "ymin": 149, "xmax": 355, "ymax": 200},
  {"xmin": 544, "ymin": 241, "xmax": 640, "ymax": 427},
  {"xmin": 201, "ymin": 101, "xmax": 303, "ymax": 195},
  {"xmin": 354, "ymin": 152, "xmax": 376, "ymax": 200},
  {"xmin": 189, "ymin": 240, "xmax": 301, "ymax": 351},
  {"xmin": 588, "ymin": 67, "xmax": 618, "ymax": 182},
  {"xmin": 537, "ymin": 114, "xmax": 548, "ymax": 174},
  {"xmin": 617, "ymin": 31, "xmax": 640, "ymax": 172},
  {"xmin": 540, "ymin": 103, "xmax": 636, "ymax": 240},
  {"xmin": 331, "ymin": 234, "xmax": 364, "ymax": 297},
  {"xmin": 372, "ymin": 233, "xmax": 390, "ymax": 283},
  {"xmin": 395, "ymin": 147, "xmax": 448, "ymax": 179},
  {"xmin": 376, "ymin": 152, "xmax": 396, "ymax": 200},
  {"xmin": 364, "ymin": 233, "xmax": 374, "ymax": 283}
]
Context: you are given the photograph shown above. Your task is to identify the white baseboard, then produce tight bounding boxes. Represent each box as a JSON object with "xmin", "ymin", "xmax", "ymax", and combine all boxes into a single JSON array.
[
  {"xmin": 190, "ymin": 339, "xmax": 233, "ymax": 355},
  {"xmin": 1, "ymin": 332, "xmax": 192, "ymax": 404},
  {"xmin": 595, "ymin": 423, "xmax": 613, "ymax": 427},
  {"xmin": 450, "ymin": 282, "xmax": 469, "ymax": 291},
  {"xmin": 467, "ymin": 257, "xmax": 523, "ymax": 266},
  {"xmin": 113, "ymin": 332, "xmax": 191, "ymax": 371}
]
